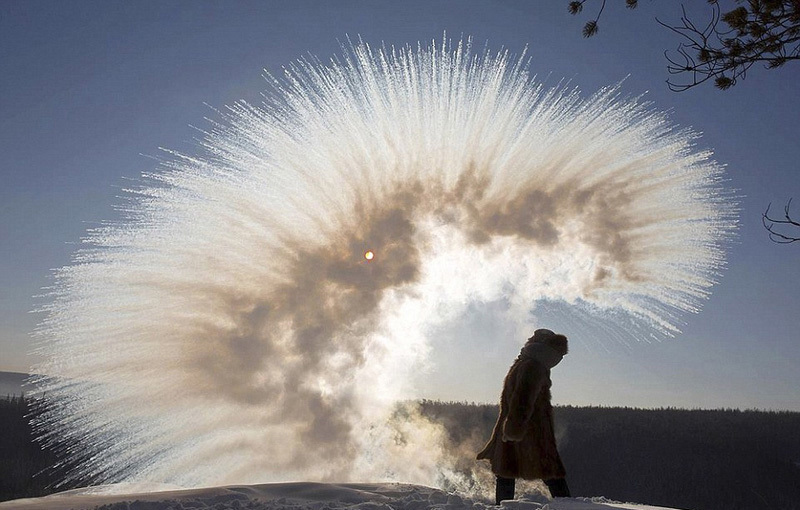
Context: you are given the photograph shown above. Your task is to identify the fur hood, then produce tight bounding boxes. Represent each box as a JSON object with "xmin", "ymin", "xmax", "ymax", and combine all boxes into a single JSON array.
[
  {"xmin": 518, "ymin": 341, "xmax": 564, "ymax": 369},
  {"xmin": 518, "ymin": 328, "xmax": 568, "ymax": 368}
]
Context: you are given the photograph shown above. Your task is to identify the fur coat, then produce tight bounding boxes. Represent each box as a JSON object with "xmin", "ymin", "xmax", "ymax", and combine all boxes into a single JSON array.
[{"xmin": 476, "ymin": 342, "xmax": 566, "ymax": 480}]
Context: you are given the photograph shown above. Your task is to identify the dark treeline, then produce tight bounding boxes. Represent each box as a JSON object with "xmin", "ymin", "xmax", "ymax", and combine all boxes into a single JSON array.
[
  {"xmin": 0, "ymin": 396, "xmax": 94, "ymax": 503},
  {"xmin": 2, "ymin": 396, "xmax": 800, "ymax": 510},
  {"xmin": 419, "ymin": 400, "xmax": 800, "ymax": 510},
  {"xmin": 0, "ymin": 396, "xmax": 62, "ymax": 502}
]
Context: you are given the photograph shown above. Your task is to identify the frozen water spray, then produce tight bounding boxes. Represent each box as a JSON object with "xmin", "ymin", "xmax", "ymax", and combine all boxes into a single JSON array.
[{"xmin": 31, "ymin": 39, "xmax": 735, "ymax": 489}]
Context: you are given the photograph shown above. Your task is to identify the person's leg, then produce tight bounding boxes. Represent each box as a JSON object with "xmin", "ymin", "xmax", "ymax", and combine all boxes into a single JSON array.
[
  {"xmin": 543, "ymin": 478, "xmax": 571, "ymax": 498},
  {"xmin": 495, "ymin": 476, "xmax": 516, "ymax": 504}
]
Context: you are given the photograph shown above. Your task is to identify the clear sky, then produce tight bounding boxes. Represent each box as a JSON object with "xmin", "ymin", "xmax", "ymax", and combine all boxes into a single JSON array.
[{"xmin": 1, "ymin": 1, "xmax": 798, "ymax": 410}]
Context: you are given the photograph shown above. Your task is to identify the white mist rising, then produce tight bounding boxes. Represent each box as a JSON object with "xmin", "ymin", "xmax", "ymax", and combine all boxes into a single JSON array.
[{"xmin": 31, "ymin": 39, "xmax": 735, "ymax": 489}]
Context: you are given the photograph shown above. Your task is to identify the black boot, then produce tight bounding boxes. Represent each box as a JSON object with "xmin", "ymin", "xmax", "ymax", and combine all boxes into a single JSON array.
[
  {"xmin": 495, "ymin": 476, "xmax": 516, "ymax": 505},
  {"xmin": 544, "ymin": 478, "xmax": 571, "ymax": 498}
]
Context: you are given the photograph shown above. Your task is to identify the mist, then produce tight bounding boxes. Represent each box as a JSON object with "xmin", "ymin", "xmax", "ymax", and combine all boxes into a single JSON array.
[{"xmin": 31, "ymin": 39, "xmax": 735, "ymax": 490}]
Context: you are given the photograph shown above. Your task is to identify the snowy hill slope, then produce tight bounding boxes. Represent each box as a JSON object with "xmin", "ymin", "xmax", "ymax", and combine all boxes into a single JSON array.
[
  {"xmin": 0, "ymin": 482, "xmax": 684, "ymax": 510},
  {"xmin": 0, "ymin": 372, "xmax": 27, "ymax": 398}
]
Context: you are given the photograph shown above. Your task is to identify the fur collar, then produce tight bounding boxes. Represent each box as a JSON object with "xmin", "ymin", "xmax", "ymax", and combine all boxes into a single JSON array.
[{"xmin": 518, "ymin": 341, "xmax": 564, "ymax": 369}]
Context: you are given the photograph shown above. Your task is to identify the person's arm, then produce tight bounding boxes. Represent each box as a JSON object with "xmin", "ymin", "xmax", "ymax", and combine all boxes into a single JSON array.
[{"xmin": 502, "ymin": 362, "xmax": 544, "ymax": 442}]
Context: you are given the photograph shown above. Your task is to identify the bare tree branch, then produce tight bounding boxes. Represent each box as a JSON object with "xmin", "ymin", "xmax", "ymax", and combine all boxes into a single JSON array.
[{"xmin": 763, "ymin": 199, "xmax": 800, "ymax": 244}]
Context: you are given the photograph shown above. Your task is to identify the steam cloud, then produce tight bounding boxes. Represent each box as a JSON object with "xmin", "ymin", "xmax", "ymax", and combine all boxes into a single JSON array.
[{"xmin": 31, "ymin": 39, "xmax": 735, "ymax": 489}]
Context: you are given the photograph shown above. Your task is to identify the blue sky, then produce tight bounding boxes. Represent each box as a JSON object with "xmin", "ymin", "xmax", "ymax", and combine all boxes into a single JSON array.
[{"xmin": 1, "ymin": 1, "xmax": 798, "ymax": 410}]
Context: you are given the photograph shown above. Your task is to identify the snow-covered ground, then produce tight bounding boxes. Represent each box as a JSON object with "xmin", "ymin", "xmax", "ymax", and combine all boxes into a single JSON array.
[{"xmin": 0, "ymin": 482, "xmax": 683, "ymax": 510}]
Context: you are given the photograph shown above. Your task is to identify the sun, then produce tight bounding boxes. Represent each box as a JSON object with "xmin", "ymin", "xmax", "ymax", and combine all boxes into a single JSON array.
[{"xmin": 364, "ymin": 250, "xmax": 374, "ymax": 261}]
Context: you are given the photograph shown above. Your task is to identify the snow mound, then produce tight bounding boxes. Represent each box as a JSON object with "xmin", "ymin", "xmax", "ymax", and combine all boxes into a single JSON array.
[{"xmin": 0, "ymin": 482, "xmax": 684, "ymax": 510}]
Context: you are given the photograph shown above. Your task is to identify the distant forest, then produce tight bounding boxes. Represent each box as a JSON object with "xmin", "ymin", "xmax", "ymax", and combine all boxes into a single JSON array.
[
  {"xmin": 0, "ymin": 396, "xmax": 64, "ymax": 502},
  {"xmin": 2, "ymin": 396, "xmax": 799, "ymax": 510},
  {"xmin": 418, "ymin": 400, "xmax": 800, "ymax": 510}
]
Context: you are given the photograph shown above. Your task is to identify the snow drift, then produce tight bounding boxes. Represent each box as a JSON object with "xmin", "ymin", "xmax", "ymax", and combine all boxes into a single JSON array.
[{"xmin": 0, "ymin": 482, "xmax": 685, "ymax": 510}]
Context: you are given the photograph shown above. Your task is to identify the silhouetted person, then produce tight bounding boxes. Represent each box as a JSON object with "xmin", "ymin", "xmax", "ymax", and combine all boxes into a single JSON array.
[{"xmin": 477, "ymin": 328, "xmax": 571, "ymax": 504}]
